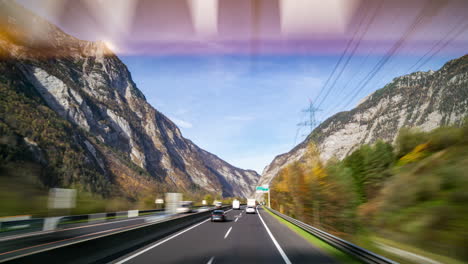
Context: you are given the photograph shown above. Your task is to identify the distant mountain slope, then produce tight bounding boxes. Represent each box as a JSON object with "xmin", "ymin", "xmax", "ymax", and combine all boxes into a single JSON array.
[
  {"xmin": 0, "ymin": 0, "xmax": 258, "ymax": 198},
  {"xmin": 258, "ymin": 54, "xmax": 468, "ymax": 188}
]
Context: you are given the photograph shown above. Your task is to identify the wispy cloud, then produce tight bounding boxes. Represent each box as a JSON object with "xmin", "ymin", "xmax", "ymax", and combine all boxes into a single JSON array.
[
  {"xmin": 171, "ymin": 117, "xmax": 193, "ymax": 129},
  {"xmin": 225, "ymin": 115, "xmax": 255, "ymax": 121}
]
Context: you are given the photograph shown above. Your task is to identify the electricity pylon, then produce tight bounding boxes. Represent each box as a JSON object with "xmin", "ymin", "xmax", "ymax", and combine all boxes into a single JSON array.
[{"xmin": 297, "ymin": 99, "xmax": 321, "ymax": 136}]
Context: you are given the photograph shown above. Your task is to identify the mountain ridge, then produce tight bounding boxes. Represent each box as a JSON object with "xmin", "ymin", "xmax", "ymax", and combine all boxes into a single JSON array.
[
  {"xmin": 0, "ymin": 0, "xmax": 259, "ymax": 199},
  {"xmin": 258, "ymin": 54, "xmax": 468, "ymax": 189}
]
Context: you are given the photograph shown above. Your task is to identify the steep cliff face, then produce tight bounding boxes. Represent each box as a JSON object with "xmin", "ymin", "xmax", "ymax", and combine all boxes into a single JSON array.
[
  {"xmin": 259, "ymin": 54, "xmax": 468, "ymax": 188},
  {"xmin": 0, "ymin": 1, "xmax": 258, "ymax": 198}
]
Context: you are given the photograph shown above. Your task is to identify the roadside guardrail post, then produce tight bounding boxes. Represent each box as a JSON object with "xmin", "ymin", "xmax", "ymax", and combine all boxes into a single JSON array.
[
  {"xmin": 43, "ymin": 217, "xmax": 61, "ymax": 231},
  {"xmin": 128, "ymin": 210, "xmax": 138, "ymax": 218}
]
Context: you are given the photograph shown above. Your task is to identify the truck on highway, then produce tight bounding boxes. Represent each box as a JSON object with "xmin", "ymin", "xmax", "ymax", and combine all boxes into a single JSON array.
[
  {"xmin": 246, "ymin": 199, "xmax": 256, "ymax": 214},
  {"xmin": 176, "ymin": 201, "xmax": 193, "ymax": 213},
  {"xmin": 214, "ymin": 201, "xmax": 223, "ymax": 208},
  {"xmin": 232, "ymin": 199, "xmax": 240, "ymax": 210}
]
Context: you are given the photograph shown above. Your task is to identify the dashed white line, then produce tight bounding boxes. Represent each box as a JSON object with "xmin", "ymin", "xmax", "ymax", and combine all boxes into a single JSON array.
[
  {"xmin": 257, "ymin": 208, "xmax": 292, "ymax": 264},
  {"xmin": 114, "ymin": 218, "xmax": 210, "ymax": 263},
  {"xmin": 234, "ymin": 217, "xmax": 239, "ymax": 222},
  {"xmin": 207, "ymin": 256, "xmax": 215, "ymax": 264},
  {"xmin": 115, "ymin": 209, "xmax": 233, "ymax": 263},
  {"xmin": 224, "ymin": 226, "xmax": 232, "ymax": 239}
]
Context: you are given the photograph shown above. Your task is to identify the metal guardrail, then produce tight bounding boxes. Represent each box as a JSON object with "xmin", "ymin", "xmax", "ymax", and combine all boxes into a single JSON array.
[
  {"xmin": 0, "ymin": 205, "xmax": 216, "ymax": 236},
  {"xmin": 266, "ymin": 207, "xmax": 398, "ymax": 264},
  {"xmin": 1, "ymin": 206, "xmax": 230, "ymax": 263},
  {"xmin": 0, "ymin": 209, "xmax": 164, "ymax": 236}
]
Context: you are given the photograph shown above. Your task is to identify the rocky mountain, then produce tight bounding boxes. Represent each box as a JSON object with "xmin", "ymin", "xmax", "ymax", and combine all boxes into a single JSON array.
[
  {"xmin": 258, "ymin": 54, "xmax": 468, "ymax": 188},
  {"xmin": 0, "ymin": 1, "xmax": 259, "ymax": 199}
]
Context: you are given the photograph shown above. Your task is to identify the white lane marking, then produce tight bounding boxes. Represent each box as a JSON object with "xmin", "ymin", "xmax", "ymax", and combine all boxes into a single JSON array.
[
  {"xmin": 0, "ymin": 216, "xmax": 148, "ymax": 242},
  {"xmin": 115, "ymin": 218, "xmax": 210, "ymax": 263},
  {"xmin": 207, "ymin": 256, "xmax": 215, "ymax": 264},
  {"xmin": 234, "ymin": 217, "xmax": 239, "ymax": 222},
  {"xmin": 257, "ymin": 208, "xmax": 292, "ymax": 264},
  {"xmin": 116, "ymin": 209, "xmax": 232, "ymax": 263},
  {"xmin": 224, "ymin": 226, "xmax": 232, "ymax": 239}
]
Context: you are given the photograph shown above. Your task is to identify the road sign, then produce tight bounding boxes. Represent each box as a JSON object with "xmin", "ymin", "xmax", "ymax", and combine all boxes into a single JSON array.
[{"xmin": 256, "ymin": 186, "xmax": 269, "ymax": 193}]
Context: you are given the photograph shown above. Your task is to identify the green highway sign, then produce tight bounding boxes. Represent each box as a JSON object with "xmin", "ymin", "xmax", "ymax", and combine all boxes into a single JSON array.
[{"xmin": 256, "ymin": 186, "xmax": 269, "ymax": 193}]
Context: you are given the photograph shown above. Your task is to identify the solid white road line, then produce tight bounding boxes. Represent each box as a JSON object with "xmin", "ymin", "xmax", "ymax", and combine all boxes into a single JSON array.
[
  {"xmin": 115, "ymin": 209, "xmax": 233, "ymax": 263},
  {"xmin": 114, "ymin": 218, "xmax": 210, "ymax": 263},
  {"xmin": 0, "ymin": 216, "xmax": 146, "ymax": 242},
  {"xmin": 224, "ymin": 226, "xmax": 232, "ymax": 239},
  {"xmin": 257, "ymin": 208, "xmax": 292, "ymax": 264},
  {"xmin": 207, "ymin": 256, "xmax": 215, "ymax": 264}
]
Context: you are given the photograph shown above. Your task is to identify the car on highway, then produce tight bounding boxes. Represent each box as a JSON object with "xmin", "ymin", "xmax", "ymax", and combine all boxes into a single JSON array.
[
  {"xmin": 246, "ymin": 206, "xmax": 256, "ymax": 214},
  {"xmin": 210, "ymin": 210, "xmax": 226, "ymax": 222},
  {"xmin": 197, "ymin": 206, "xmax": 210, "ymax": 212}
]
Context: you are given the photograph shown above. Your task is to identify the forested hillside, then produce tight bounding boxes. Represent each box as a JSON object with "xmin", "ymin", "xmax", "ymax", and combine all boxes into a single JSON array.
[
  {"xmin": 270, "ymin": 121, "xmax": 468, "ymax": 263},
  {"xmin": 259, "ymin": 54, "xmax": 468, "ymax": 188},
  {"xmin": 0, "ymin": 0, "xmax": 259, "ymax": 218}
]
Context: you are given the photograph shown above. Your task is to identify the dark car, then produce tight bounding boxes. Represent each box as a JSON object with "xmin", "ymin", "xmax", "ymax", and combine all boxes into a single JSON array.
[{"xmin": 211, "ymin": 210, "xmax": 226, "ymax": 222}]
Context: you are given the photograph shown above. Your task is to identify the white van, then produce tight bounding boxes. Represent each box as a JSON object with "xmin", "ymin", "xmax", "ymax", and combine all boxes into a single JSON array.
[
  {"xmin": 232, "ymin": 199, "xmax": 240, "ymax": 210},
  {"xmin": 246, "ymin": 199, "xmax": 256, "ymax": 214},
  {"xmin": 247, "ymin": 199, "xmax": 256, "ymax": 207},
  {"xmin": 176, "ymin": 201, "xmax": 193, "ymax": 213}
]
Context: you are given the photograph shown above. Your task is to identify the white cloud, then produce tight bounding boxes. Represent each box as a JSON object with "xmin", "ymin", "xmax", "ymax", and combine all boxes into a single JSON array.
[{"xmin": 170, "ymin": 117, "xmax": 193, "ymax": 129}]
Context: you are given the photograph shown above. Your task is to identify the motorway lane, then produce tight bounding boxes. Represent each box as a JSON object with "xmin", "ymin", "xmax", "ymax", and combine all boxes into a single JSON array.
[
  {"xmin": 114, "ymin": 207, "xmax": 339, "ymax": 264},
  {"xmin": 259, "ymin": 208, "xmax": 338, "ymax": 264},
  {"xmin": 0, "ymin": 212, "xmax": 167, "ymax": 262}
]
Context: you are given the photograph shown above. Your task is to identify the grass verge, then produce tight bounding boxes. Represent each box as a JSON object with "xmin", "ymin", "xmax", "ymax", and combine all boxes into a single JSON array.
[
  {"xmin": 371, "ymin": 236, "xmax": 464, "ymax": 264},
  {"xmin": 263, "ymin": 207, "xmax": 362, "ymax": 264}
]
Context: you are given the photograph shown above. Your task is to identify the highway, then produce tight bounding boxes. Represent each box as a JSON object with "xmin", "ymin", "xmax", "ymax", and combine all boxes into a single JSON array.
[
  {"xmin": 0, "ymin": 211, "xmax": 168, "ymax": 262},
  {"xmin": 113, "ymin": 206, "xmax": 338, "ymax": 264}
]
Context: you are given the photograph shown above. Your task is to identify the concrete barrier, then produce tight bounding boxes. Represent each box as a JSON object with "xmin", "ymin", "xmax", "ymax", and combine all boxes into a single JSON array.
[
  {"xmin": 88, "ymin": 213, "xmax": 106, "ymax": 223},
  {"xmin": 4, "ymin": 207, "xmax": 230, "ymax": 264}
]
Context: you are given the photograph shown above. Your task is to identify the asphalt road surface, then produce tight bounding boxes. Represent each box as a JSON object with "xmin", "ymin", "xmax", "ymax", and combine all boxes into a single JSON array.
[
  {"xmin": 112, "ymin": 206, "xmax": 338, "ymax": 264},
  {"xmin": 0, "ymin": 211, "xmax": 168, "ymax": 262}
]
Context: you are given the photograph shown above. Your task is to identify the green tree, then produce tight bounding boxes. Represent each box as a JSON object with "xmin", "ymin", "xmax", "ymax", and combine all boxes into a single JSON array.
[
  {"xmin": 203, "ymin": 194, "xmax": 213, "ymax": 205},
  {"xmin": 395, "ymin": 127, "xmax": 428, "ymax": 158}
]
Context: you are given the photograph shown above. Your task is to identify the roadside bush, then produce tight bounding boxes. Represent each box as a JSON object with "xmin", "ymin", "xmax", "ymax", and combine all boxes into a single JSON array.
[{"xmin": 395, "ymin": 128, "xmax": 428, "ymax": 158}]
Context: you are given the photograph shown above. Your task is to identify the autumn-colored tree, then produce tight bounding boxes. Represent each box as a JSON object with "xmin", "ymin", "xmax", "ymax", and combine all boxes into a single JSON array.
[{"xmin": 203, "ymin": 194, "xmax": 214, "ymax": 205}]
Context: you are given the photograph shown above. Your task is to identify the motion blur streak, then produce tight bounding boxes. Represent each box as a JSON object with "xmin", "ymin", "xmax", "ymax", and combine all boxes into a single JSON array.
[{"xmin": 15, "ymin": 0, "xmax": 468, "ymax": 55}]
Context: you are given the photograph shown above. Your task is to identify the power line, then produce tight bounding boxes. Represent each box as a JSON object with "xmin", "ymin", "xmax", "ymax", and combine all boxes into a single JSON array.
[
  {"xmin": 410, "ymin": 21, "xmax": 468, "ymax": 72},
  {"xmin": 316, "ymin": 0, "xmax": 383, "ymax": 109},
  {"xmin": 313, "ymin": 1, "xmax": 369, "ymax": 105},
  {"xmin": 339, "ymin": 0, "xmax": 443, "ymax": 110}
]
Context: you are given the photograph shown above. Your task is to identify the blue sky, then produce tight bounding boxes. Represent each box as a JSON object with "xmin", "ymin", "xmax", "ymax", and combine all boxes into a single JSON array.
[
  {"xmin": 16, "ymin": 0, "xmax": 468, "ymax": 173},
  {"xmin": 120, "ymin": 53, "xmax": 463, "ymax": 173}
]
